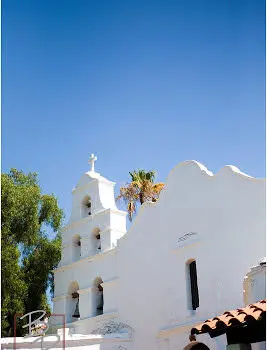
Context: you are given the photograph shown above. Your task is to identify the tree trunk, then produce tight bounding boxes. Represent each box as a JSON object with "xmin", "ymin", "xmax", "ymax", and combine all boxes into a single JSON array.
[{"xmin": 139, "ymin": 192, "xmax": 144, "ymax": 205}]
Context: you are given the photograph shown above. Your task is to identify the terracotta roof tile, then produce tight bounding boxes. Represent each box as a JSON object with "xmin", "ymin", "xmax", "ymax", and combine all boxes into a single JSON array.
[{"xmin": 191, "ymin": 300, "xmax": 266, "ymax": 335}]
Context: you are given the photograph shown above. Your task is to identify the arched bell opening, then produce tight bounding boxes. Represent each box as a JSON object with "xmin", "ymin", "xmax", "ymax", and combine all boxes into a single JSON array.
[
  {"xmin": 92, "ymin": 227, "xmax": 101, "ymax": 254},
  {"xmin": 92, "ymin": 277, "xmax": 104, "ymax": 317},
  {"xmin": 66, "ymin": 281, "xmax": 80, "ymax": 323},
  {"xmin": 72, "ymin": 235, "xmax": 81, "ymax": 262},
  {"xmin": 82, "ymin": 195, "xmax": 92, "ymax": 218}
]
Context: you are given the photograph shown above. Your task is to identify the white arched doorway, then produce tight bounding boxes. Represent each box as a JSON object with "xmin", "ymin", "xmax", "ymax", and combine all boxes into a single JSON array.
[
  {"xmin": 72, "ymin": 235, "xmax": 81, "ymax": 262},
  {"xmin": 92, "ymin": 277, "xmax": 104, "ymax": 316},
  {"xmin": 66, "ymin": 281, "xmax": 80, "ymax": 323},
  {"xmin": 91, "ymin": 228, "xmax": 101, "ymax": 254}
]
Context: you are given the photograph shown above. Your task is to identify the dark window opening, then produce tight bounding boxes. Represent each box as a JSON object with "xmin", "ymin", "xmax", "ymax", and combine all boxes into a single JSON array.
[{"xmin": 189, "ymin": 260, "xmax": 199, "ymax": 310}]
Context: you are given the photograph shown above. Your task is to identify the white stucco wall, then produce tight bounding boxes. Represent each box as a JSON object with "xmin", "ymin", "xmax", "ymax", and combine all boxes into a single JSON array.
[{"xmin": 114, "ymin": 161, "xmax": 265, "ymax": 350}]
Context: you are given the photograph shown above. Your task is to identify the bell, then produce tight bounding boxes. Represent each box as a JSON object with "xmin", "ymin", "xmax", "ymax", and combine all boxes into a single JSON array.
[{"xmin": 72, "ymin": 300, "xmax": 80, "ymax": 318}]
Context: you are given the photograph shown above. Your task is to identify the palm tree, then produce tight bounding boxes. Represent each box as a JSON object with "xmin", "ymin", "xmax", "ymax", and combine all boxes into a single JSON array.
[{"xmin": 116, "ymin": 170, "xmax": 164, "ymax": 221}]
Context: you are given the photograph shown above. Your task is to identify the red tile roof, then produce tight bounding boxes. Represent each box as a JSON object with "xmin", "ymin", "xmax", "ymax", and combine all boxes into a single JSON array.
[{"xmin": 191, "ymin": 300, "xmax": 266, "ymax": 335}]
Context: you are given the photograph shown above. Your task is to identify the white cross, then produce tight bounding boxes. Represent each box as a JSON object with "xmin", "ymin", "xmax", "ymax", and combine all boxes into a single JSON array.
[{"xmin": 88, "ymin": 153, "xmax": 97, "ymax": 172}]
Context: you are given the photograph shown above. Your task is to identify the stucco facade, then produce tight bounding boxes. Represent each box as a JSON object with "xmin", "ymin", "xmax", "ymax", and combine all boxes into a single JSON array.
[
  {"xmin": 52, "ymin": 159, "xmax": 266, "ymax": 350},
  {"xmin": 2, "ymin": 159, "xmax": 265, "ymax": 350}
]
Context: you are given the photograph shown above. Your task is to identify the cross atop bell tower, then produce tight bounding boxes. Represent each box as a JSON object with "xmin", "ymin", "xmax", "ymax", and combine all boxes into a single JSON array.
[{"xmin": 88, "ymin": 153, "xmax": 97, "ymax": 172}]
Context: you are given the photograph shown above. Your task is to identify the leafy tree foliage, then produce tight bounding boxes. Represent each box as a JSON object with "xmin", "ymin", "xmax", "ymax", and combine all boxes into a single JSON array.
[{"xmin": 1, "ymin": 169, "xmax": 64, "ymax": 337}]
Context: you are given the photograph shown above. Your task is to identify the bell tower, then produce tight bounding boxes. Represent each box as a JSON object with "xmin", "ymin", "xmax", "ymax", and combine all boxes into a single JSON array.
[{"xmin": 59, "ymin": 154, "xmax": 127, "ymax": 266}]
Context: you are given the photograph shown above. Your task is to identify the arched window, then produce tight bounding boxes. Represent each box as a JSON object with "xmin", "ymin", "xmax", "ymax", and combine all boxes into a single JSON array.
[
  {"xmin": 92, "ymin": 277, "xmax": 104, "ymax": 316},
  {"xmin": 72, "ymin": 235, "xmax": 81, "ymax": 262},
  {"xmin": 186, "ymin": 259, "xmax": 199, "ymax": 310},
  {"xmin": 92, "ymin": 228, "xmax": 101, "ymax": 254},
  {"xmin": 66, "ymin": 281, "xmax": 80, "ymax": 323},
  {"xmin": 82, "ymin": 196, "xmax": 92, "ymax": 217}
]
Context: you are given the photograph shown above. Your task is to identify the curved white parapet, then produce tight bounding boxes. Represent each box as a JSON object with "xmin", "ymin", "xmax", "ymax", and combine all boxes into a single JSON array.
[
  {"xmin": 120, "ymin": 160, "xmax": 265, "ymax": 242},
  {"xmin": 167, "ymin": 160, "xmax": 262, "ymax": 182},
  {"xmin": 169, "ymin": 160, "xmax": 214, "ymax": 177}
]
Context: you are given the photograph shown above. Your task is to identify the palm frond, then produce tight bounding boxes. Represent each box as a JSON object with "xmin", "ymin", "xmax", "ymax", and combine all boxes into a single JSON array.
[
  {"xmin": 153, "ymin": 182, "xmax": 164, "ymax": 194},
  {"xmin": 116, "ymin": 183, "xmax": 138, "ymax": 221},
  {"xmin": 118, "ymin": 170, "xmax": 164, "ymax": 220}
]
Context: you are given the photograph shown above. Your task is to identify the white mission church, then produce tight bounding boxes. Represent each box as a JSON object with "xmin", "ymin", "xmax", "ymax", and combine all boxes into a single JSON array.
[{"xmin": 2, "ymin": 155, "xmax": 265, "ymax": 350}]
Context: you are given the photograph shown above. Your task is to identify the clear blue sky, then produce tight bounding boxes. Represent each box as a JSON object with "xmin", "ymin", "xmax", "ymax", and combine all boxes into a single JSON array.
[{"xmin": 2, "ymin": 0, "xmax": 266, "ymax": 223}]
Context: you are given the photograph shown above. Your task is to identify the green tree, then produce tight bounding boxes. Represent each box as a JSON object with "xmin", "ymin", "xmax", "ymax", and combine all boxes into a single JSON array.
[
  {"xmin": 1, "ymin": 169, "xmax": 64, "ymax": 337},
  {"xmin": 116, "ymin": 169, "xmax": 164, "ymax": 221}
]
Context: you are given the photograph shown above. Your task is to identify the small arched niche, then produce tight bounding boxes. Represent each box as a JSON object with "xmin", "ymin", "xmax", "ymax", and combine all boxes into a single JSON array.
[
  {"xmin": 66, "ymin": 281, "xmax": 80, "ymax": 323},
  {"xmin": 82, "ymin": 195, "xmax": 92, "ymax": 218},
  {"xmin": 92, "ymin": 277, "xmax": 104, "ymax": 317},
  {"xmin": 72, "ymin": 235, "xmax": 81, "ymax": 262},
  {"xmin": 92, "ymin": 227, "xmax": 101, "ymax": 254}
]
